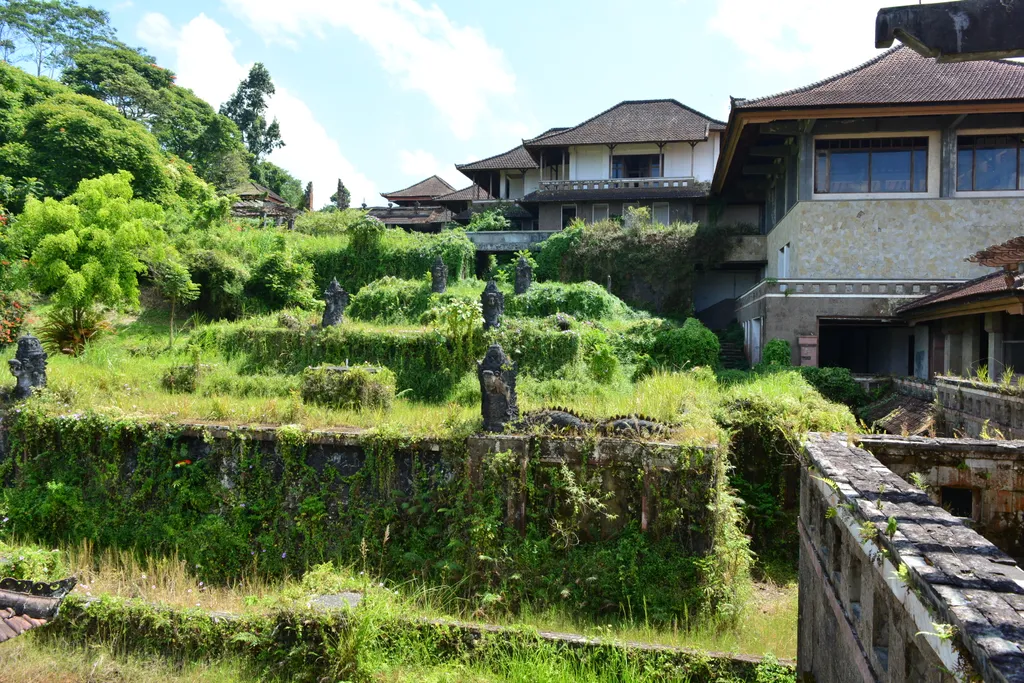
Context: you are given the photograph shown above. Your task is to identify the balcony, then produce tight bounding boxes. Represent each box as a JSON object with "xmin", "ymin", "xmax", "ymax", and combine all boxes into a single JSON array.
[
  {"xmin": 466, "ymin": 230, "xmax": 559, "ymax": 252},
  {"xmin": 538, "ymin": 177, "xmax": 698, "ymax": 193}
]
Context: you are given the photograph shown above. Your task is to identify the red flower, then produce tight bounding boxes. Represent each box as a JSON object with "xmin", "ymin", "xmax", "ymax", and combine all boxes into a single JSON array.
[{"xmin": 175, "ymin": 459, "xmax": 193, "ymax": 467}]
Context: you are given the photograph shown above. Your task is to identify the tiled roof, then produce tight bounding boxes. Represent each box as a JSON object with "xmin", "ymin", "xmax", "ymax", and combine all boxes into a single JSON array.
[
  {"xmin": 457, "ymin": 129, "xmax": 569, "ymax": 171},
  {"xmin": 381, "ymin": 175, "xmax": 456, "ymax": 200},
  {"xmin": 366, "ymin": 205, "xmax": 453, "ymax": 225},
  {"xmin": 0, "ymin": 576, "xmax": 76, "ymax": 642},
  {"xmin": 899, "ymin": 271, "xmax": 1024, "ymax": 314},
  {"xmin": 0, "ymin": 606, "xmax": 48, "ymax": 642},
  {"xmin": 526, "ymin": 100, "xmax": 725, "ymax": 147},
  {"xmin": 860, "ymin": 393, "xmax": 934, "ymax": 437},
  {"xmin": 521, "ymin": 185, "xmax": 709, "ymax": 203},
  {"xmin": 434, "ymin": 185, "xmax": 496, "ymax": 202},
  {"xmin": 735, "ymin": 46, "xmax": 1024, "ymax": 110},
  {"xmin": 226, "ymin": 181, "xmax": 286, "ymax": 205}
]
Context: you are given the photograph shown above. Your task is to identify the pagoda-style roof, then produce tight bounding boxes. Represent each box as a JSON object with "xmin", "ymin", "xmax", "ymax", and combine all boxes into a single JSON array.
[
  {"xmin": 734, "ymin": 46, "xmax": 1024, "ymax": 111},
  {"xmin": 525, "ymin": 100, "xmax": 725, "ymax": 148},
  {"xmin": 226, "ymin": 181, "xmax": 287, "ymax": 205},
  {"xmin": 456, "ymin": 129, "xmax": 569, "ymax": 172},
  {"xmin": 898, "ymin": 271, "xmax": 1024, "ymax": 320},
  {"xmin": 380, "ymin": 175, "xmax": 456, "ymax": 202},
  {"xmin": 966, "ymin": 237, "xmax": 1024, "ymax": 270},
  {"xmin": 366, "ymin": 205, "xmax": 453, "ymax": 226},
  {"xmin": 434, "ymin": 185, "xmax": 496, "ymax": 202}
]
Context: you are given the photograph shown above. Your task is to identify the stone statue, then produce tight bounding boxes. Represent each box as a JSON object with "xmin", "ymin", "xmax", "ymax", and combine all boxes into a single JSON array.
[
  {"xmin": 8, "ymin": 335, "xmax": 47, "ymax": 400},
  {"xmin": 431, "ymin": 256, "xmax": 448, "ymax": 294},
  {"xmin": 477, "ymin": 343, "xmax": 518, "ymax": 432},
  {"xmin": 322, "ymin": 278, "xmax": 350, "ymax": 327},
  {"xmin": 481, "ymin": 280, "xmax": 504, "ymax": 330},
  {"xmin": 514, "ymin": 255, "xmax": 532, "ymax": 295}
]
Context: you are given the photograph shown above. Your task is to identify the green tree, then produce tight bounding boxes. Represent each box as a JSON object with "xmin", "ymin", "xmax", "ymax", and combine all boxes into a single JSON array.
[
  {"xmin": 62, "ymin": 45, "xmax": 170, "ymax": 121},
  {"xmin": 219, "ymin": 62, "xmax": 283, "ymax": 162},
  {"xmin": 151, "ymin": 258, "xmax": 199, "ymax": 344},
  {"xmin": 17, "ymin": 171, "xmax": 160, "ymax": 349},
  {"xmin": 331, "ymin": 177, "xmax": 350, "ymax": 210},
  {"xmin": 12, "ymin": 0, "xmax": 115, "ymax": 77},
  {"xmin": 252, "ymin": 160, "xmax": 303, "ymax": 207}
]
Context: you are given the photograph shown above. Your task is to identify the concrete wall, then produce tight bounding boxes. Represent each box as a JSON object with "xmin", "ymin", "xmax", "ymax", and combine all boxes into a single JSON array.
[
  {"xmin": 564, "ymin": 135, "xmax": 720, "ymax": 183},
  {"xmin": 766, "ymin": 198, "xmax": 1024, "ymax": 280},
  {"xmin": 800, "ymin": 433, "xmax": 1024, "ymax": 683},
  {"xmin": 935, "ymin": 377, "xmax": 1024, "ymax": 440},
  {"xmin": 536, "ymin": 199, "xmax": 696, "ymax": 230},
  {"xmin": 859, "ymin": 435, "xmax": 1024, "ymax": 561}
]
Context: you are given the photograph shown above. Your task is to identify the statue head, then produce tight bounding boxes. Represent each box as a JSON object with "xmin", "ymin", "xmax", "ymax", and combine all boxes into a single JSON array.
[
  {"xmin": 481, "ymin": 280, "xmax": 504, "ymax": 330},
  {"xmin": 8, "ymin": 334, "xmax": 47, "ymax": 400}
]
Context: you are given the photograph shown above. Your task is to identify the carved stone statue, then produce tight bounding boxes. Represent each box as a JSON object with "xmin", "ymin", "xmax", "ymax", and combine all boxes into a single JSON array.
[
  {"xmin": 8, "ymin": 335, "xmax": 47, "ymax": 400},
  {"xmin": 322, "ymin": 278, "xmax": 350, "ymax": 327},
  {"xmin": 431, "ymin": 256, "xmax": 448, "ymax": 294},
  {"xmin": 514, "ymin": 255, "xmax": 532, "ymax": 295},
  {"xmin": 481, "ymin": 280, "xmax": 504, "ymax": 331},
  {"xmin": 477, "ymin": 343, "xmax": 518, "ymax": 433}
]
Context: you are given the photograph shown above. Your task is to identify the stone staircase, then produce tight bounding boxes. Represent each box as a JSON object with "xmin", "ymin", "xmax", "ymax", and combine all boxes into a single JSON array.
[{"xmin": 718, "ymin": 341, "xmax": 749, "ymax": 370}]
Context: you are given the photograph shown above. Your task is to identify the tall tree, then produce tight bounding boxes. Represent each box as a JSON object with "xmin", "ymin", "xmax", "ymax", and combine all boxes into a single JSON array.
[
  {"xmin": 331, "ymin": 178, "xmax": 350, "ymax": 210},
  {"xmin": 219, "ymin": 62, "xmax": 283, "ymax": 162},
  {"xmin": 12, "ymin": 0, "xmax": 114, "ymax": 77},
  {"xmin": 251, "ymin": 160, "xmax": 303, "ymax": 207}
]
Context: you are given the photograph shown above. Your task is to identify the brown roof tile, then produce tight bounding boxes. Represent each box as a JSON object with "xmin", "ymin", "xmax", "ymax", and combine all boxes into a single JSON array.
[
  {"xmin": 457, "ymin": 129, "xmax": 570, "ymax": 171},
  {"xmin": 366, "ymin": 205, "xmax": 453, "ymax": 225},
  {"xmin": 526, "ymin": 100, "xmax": 725, "ymax": 147},
  {"xmin": 898, "ymin": 271, "xmax": 1024, "ymax": 314},
  {"xmin": 735, "ymin": 46, "xmax": 1024, "ymax": 110},
  {"xmin": 860, "ymin": 393, "xmax": 934, "ymax": 436},
  {"xmin": 434, "ymin": 185, "xmax": 496, "ymax": 202},
  {"xmin": 381, "ymin": 175, "xmax": 456, "ymax": 200}
]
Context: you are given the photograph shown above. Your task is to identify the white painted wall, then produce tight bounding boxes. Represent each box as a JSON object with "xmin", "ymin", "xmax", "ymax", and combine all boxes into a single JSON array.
[
  {"xmin": 572, "ymin": 146, "xmax": 609, "ymax": 180},
  {"xmin": 563, "ymin": 134, "xmax": 720, "ymax": 183},
  {"xmin": 524, "ymin": 169, "xmax": 540, "ymax": 195},
  {"xmin": 508, "ymin": 175, "xmax": 525, "ymax": 200}
]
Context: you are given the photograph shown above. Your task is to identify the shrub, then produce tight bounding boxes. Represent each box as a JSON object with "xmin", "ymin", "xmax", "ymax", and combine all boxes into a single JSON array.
[
  {"xmin": 348, "ymin": 277, "xmax": 432, "ymax": 323},
  {"xmin": 38, "ymin": 306, "xmax": 112, "ymax": 356},
  {"xmin": 293, "ymin": 208, "xmax": 365, "ymax": 235},
  {"xmin": 761, "ymin": 339, "xmax": 792, "ymax": 367},
  {"xmin": 465, "ymin": 208, "xmax": 511, "ymax": 232},
  {"xmin": 301, "ymin": 364, "xmax": 396, "ymax": 411},
  {"xmin": 161, "ymin": 362, "xmax": 211, "ymax": 394},
  {"xmin": 505, "ymin": 281, "xmax": 638, "ymax": 320},
  {"xmin": 535, "ymin": 220, "xmax": 583, "ymax": 281},
  {"xmin": 652, "ymin": 318, "xmax": 719, "ymax": 369},
  {"xmin": 798, "ymin": 366, "xmax": 868, "ymax": 408},
  {"xmin": 245, "ymin": 251, "xmax": 319, "ymax": 311},
  {"xmin": 491, "ymin": 317, "xmax": 582, "ymax": 379},
  {"xmin": 187, "ymin": 249, "xmax": 248, "ymax": 320},
  {"xmin": 0, "ymin": 293, "xmax": 25, "ymax": 346}
]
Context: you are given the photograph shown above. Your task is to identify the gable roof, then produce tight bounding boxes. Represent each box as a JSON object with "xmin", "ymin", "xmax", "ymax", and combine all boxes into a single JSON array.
[
  {"xmin": 526, "ymin": 100, "xmax": 725, "ymax": 147},
  {"xmin": 381, "ymin": 175, "xmax": 456, "ymax": 200},
  {"xmin": 434, "ymin": 185, "xmax": 496, "ymax": 202},
  {"xmin": 898, "ymin": 271, "xmax": 1023, "ymax": 316},
  {"xmin": 735, "ymin": 46, "xmax": 1024, "ymax": 111},
  {"xmin": 226, "ymin": 181, "xmax": 286, "ymax": 205},
  {"xmin": 457, "ymin": 128, "xmax": 569, "ymax": 171}
]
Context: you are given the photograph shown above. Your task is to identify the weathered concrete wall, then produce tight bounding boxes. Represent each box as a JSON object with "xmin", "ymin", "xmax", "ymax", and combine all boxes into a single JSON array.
[
  {"xmin": 767, "ymin": 198, "xmax": 1024, "ymax": 280},
  {"xmin": 859, "ymin": 434, "xmax": 1024, "ymax": 561},
  {"xmin": 935, "ymin": 377, "xmax": 1024, "ymax": 440},
  {"xmin": 535, "ymin": 199, "xmax": 696, "ymax": 230},
  {"xmin": 800, "ymin": 433, "xmax": 1024, "ymax": 683}
]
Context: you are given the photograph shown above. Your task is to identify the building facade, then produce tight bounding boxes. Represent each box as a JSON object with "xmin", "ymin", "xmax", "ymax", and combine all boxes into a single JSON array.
[{"xmin": 714, "ymin": 46, "xmax": 1024, "ymax": 374}]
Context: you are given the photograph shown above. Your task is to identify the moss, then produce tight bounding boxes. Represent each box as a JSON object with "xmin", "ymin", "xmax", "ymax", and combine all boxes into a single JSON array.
[{"xmin": 300, "ymin": 364, "xmax": 396, "ymax": 411}]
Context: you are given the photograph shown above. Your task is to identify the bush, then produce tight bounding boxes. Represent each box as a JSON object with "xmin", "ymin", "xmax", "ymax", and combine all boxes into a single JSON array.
[
  {"xmin": 347, "ymin": 277, "xmax": 432, "ymax": 323},
  {"xmin": 161, "ymin": 362, "xmax": 210, "ymax": 394},
  {"xmin": 761, "ymin": 339, "xmax": 792, "ymax": 367},
  {"xmin": 301, "ymin": 364, "xmax": 396, "ymax": 411},
  {"xmin": 798, "ymin": 366, "xmax": 868, "ymax": 408},
  {"xmin": 652, "ymin": 318, "xmax": 719, "ymax": 369},
  {"xmin": 505, "ymin": 281, "xmax": 638, "ymax": 320},
  {"xmin": 0, "ymin": 293, "xmax": 25, "ymax": 346},
  {"xmin": 465, "ymin": 208, "xmax": 511, "ymax": 232},
  {"xmin": 38, "ymin": 306, "xmax": 112, "ymax": 356},
  {"xmin": 491, "ymin": 317, "xmax": 582, "ymax": 379},
  {"xmin": 293, "ymin": 209, "xmax": 365, "ymax": 236},
  {"xmin": 187, "ymin": 249, "xmax": 248, "ymax": 320},
  {"xmin": 245, "ymin": 251, "xmax": 318, "ymax": 311}
]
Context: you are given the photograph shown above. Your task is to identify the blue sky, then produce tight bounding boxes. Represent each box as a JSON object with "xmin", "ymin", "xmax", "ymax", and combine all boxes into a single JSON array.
[{"xmin": 86, "ymin": 0, "xmax": 944, "ymax": 206}]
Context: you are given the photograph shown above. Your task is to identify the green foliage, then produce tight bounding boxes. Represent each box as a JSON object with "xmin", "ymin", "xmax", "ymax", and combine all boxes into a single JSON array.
[
  {"xmin": 37, "ymin": 305, "xmax": 111, "ymax": 356},
  {"xmin": 347, "ymin": 276, "xmax": 431, "ymax": 324},
  {"xmin": 293, "ymin": 207, "xmax": 364, "ymax": 235},
  {"xmin": 250, "ymin": 160, "xmax": 303, "ymax": 207},
  {"xmin": 0, "ymin": 292, "xmax": 25, "ymax": 346},
  {"xmin": 161, "ymin": 361, "xmax": 207, "ymax": 394},
  {"xmin": 300, "ymin": 364, "xmax": 397, "ymax": 411},
  {"xmin": 465, "ymin": 208, "xmax": 511, "ymax": 232},
  {"xmin": 150, "ymin": 257, "xmax": 199, "ymax": 343},
  {"xmin": 244, "ymin": 248, "xmax": 318, "ymax": 312},
  {"xmin": 761, "ymin": 339, "xmax": 792, "ymax": 368},
  {"xmin": 652, "ymin": 318, "xmax": 720, "ymax": 370},
  {"xmin": 1, "ymin": 0, "xmax": 115, "ymax": 78},
  {"xmin": 505, "ymin": 281, "xmax": 639, "ymax": 320},
  {"xmin": 330, "ymin": 178, "xmax": 350, "ymax": 210},
  {"xmin": 219, "ymin": 62, "xmax": 282, "ymax": 163},
  {"xmin": 491, "ymin": 317, "xmax": 582, "ymax": 379},
  {"xmin": 535, "ymin": 219, "xmax": 583, "ymax": 281},
  {"xmin": 797, "ymin": 366, "xmax": 867, "ymax": 409},
  {"xmin": 185, "ymin": 249, "xmax": 248, "ymax": 320}
]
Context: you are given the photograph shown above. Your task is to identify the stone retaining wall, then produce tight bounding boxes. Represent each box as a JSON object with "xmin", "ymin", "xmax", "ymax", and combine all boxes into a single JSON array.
[
  {"xmin": 935, "ymin": 377, "xmax": 1024, "ymax": 439},
  {"xmin": 800, "ymin": 433, "xmax": 1024, "ymax": 683}
]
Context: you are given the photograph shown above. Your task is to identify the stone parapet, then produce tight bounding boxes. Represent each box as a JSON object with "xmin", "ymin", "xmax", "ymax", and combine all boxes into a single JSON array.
[{"xmin": 936, "ymin": 377, "xmax": 1024, "ymax": 439}]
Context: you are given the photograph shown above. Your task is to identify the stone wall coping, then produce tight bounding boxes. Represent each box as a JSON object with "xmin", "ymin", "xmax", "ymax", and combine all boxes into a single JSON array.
[
  {"xmin": 804, "ymin": 433, "xmax": 1024, "ymax": 682},
  {"xmin": 937, "ymin": 376, "xmax": 1024, "ymax": 402},
  {"xmin": 856, "ymin": 434, "xmax": 1024, "ymax": 461}
]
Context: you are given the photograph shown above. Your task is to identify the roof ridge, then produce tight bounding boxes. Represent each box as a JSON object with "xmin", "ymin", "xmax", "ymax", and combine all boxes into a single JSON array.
[
  {"xmin": 382, "ymin": 174, "xmax": 455, "ymax": 197},
  {"xmin": 524, "ymin": 99, "xmax": 723, "ymax": 147},
  {"xmin": 736, "ymin": 46, "xmax": 904, "ymax": 108},
  {"xmin": 899, "ymin": 270, "xmax": 1006, "ymax": 311},
  {"xmin": 456, "ymin": 144, "xmax": 527, "ymax": 170}
]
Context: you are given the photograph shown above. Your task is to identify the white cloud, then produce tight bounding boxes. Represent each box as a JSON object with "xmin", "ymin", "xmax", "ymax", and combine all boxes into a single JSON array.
[
  {"xmin": 220, "ymin": 0, "xmax": 517, "ymax": 139},
  {"xmin": 397, "ymin": 149, "xmax": 467, "ymax": 190},
  {"xmin": 708, "ymin": 0, "xmax": 951, "ymax": 79},
  {"xmin": 135, "ymin": 13, "xmax": 378, "ymax": 207}
]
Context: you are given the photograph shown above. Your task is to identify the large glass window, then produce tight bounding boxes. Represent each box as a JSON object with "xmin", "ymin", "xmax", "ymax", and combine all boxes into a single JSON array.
[
  {"xmin": 814, "ymin": 137, "xmax": 928, "ymax": 194},
  {"xmin": 611, "ymin": 154, "xmax": 661, "ymax": 179},
  {"xmin": 957, "ymin": 135, "xmax": 1024, "ymax": 191}
]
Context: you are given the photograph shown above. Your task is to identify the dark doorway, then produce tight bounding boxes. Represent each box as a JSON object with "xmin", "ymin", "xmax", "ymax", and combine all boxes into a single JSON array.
[{"xmin": 940, "ymin": 486, "xmax": 973, "ymax": 518}]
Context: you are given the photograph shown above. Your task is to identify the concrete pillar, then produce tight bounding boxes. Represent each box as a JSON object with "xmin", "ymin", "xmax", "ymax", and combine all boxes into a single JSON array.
[
  {"xmin": 943, "ymin": 319, "xmax": 963, "ymax": 376},
  {"xmin": 962, "ymin": 316, "xmax": 982, "ymax": 376},
  {"xmin": 986, "ymin": 312, "xmax": 1007, "ymax": 378}
]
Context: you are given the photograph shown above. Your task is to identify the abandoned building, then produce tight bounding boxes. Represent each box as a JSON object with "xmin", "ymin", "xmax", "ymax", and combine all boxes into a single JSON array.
[
  {"xmin": 365, "ymin": 175, "xmax": 456, "ymax": 233},
  {"xmin": 227, "ymin": 181, "xmax": 302, "ymax": 226},
  {"xmin": 715, "ymin": 46, "xmax": 1024, "ymax": 373}
]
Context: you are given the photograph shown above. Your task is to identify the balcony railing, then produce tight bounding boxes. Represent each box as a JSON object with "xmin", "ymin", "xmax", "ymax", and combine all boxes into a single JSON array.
[{"xmin": 538, "ymin": 177, "xmax": 697, "ymax": 193}]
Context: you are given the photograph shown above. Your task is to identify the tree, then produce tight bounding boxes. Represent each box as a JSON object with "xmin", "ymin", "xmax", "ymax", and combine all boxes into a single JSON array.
[
  {"xmin": 219, "ymin": 62, "xmax": 283, "ymax": 162},
  {"xmin": 331, "ymin": 178, "xmax": 350, "ymax": 210},
  {"xmin": 151, "ymin": 258, "xmax": 199, "ymax": 345},
  {"xmin": 11, "ymin": 0, "xmax": 115, "ymax": 77},
  {"xmin": 251, "ymin": 160, "xmax": 303, "ymax": 207},
  {"xmin": 62, "ymin": 46, "xmax": 171, "ymax": 121}
]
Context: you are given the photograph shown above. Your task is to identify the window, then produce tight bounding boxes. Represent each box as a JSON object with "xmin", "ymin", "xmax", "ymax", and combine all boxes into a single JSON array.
[
  {"xmin": 778, "ymin": 243, "xmax": 790, "ymax": 278},
  {"xmin": 592, "ymin": 204, "xmax": 609, "ymax": 222},
  {"xmin": 652, "ymin": 202, "xmax": 670, "ymax": 226},
  {"xmin": 814, "ymin": 137, "xmax": 928, "ymax": 194},
  {"xmin": 611, "ymin": 154, "xmax": 661, "ymax": 179},
  {"xmin": 561, "ymin": 204, "xmax": 577, "ymax": 229},
  {"xmin": 940, "ymin": 486, "xmax": 973, "ymax": 518},
  {"xmin": 957, "ymin": 135, "xmax": 1024, "ymax": 191}
]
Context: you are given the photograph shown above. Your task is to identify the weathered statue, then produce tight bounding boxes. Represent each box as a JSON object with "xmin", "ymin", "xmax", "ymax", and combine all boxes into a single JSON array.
[
  {"xmin": 477, "ymin": 343, "xmax": 518, "ymax": 432},
  {"xmin": 8, "ymin": 335, "xmax": 47, "ymax": 400},
  {"xmin": 514, "ymin": 255, "xmax": 532, "ymax": 295},
  {"xmin": 321, "ymin": 278, "xmax": 350, "ymax": 328},
  {"xmin": 481, "ymin": 280, "xmax": 504, "ymax": 331},
  {"xmin": 431, "ymin": 256, "xmax": 448, "ymax": 294}
]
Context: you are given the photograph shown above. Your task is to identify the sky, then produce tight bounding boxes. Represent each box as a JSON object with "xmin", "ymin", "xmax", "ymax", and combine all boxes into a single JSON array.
[{"xmin": 86, "ymin": 0, "xmax": 950, "ymax": 207}]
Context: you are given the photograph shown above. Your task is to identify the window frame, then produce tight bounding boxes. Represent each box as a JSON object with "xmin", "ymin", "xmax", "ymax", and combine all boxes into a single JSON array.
[
  {"xmin": 814, "ymin": 136, "xmax": 929, "ymax": 196},
  {"xmin": 811, "ymin": 132, "xmax": 939, "ymax": 200},
  {"xmin": 955, "ymin": 130, "xmax": 1024, "ymax": 195},
  {"xmin": 611, "ymin": 154, "xmax": 662, "ymax": 179},
  {"xmin": 560, "ymin": 204, "xmax": 577, "ymax": 229}
]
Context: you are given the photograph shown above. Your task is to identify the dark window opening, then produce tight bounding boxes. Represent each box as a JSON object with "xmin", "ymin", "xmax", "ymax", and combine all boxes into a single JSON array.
[
  {"xmin": 957, "ymin": 134, "xmax": 1024, "ymax": 191},
  {"xmin": 941, "ymin": 486, "xmax": 973, "ymax": 518},
  {"xmin": 849, "ymin": 556, "xmax": 863, "ymax": 621},
  {"xmin": 814, "ymin": 137, "xmax": 928, "ymax": 194},
  {"xmin": 873, "ymin": 594, "xmax": 890, "ymax": 671},
  {"xmin": 561, "ymin": 205, "xmax": 577, "ymax": 229},
  {"xmin": 907, "ymin": 334, "xmax": 916, "ymax": 378},
  {"xmin": 611, "ymin": 154, "xmax": 662, "ymax": 179}
]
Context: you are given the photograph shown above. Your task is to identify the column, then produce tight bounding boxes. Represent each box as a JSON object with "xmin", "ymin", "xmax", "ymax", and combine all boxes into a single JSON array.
[
  {"xmin": 961, "ymin": 315, "xmax": 982, "ymax": 376},
  {"xmin": 986, "ymin": 312, "xmax": 1006, "ymax": 377},
  {"xmin": 943, "ymin": 318, "xmax": 963, "ymax": 376}
]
